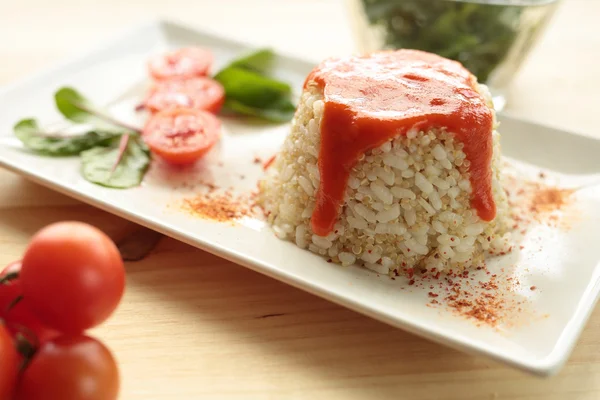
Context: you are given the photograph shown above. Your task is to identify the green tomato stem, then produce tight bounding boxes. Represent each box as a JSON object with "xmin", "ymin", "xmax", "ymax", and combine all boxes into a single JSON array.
[{"xmin": 0, "ymin": 272, "xmax": 19, "ymax": 285}]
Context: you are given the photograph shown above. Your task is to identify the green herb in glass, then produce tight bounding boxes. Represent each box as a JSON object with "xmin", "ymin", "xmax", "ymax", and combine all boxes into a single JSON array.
[{"xmin": 359, "ymin": 0, "xmax": 555, "ymax": 84}]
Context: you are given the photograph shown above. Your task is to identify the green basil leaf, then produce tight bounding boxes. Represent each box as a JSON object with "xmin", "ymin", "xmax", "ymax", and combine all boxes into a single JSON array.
[
  {"xmin": 14, "ymin": 118, "xmax": 121, "ymax": 156},
  {"xmin": 81, "ymin": 135, "xmax": 150, "ymax": 189},
  {"xmin": 228, "ymin": 49, "xmax": 275, "ymax": 74},
  {"xmin": 222, "ymin": 99, "xmax": 296, "ymax": 123},
  {"xmin": 214, "ymin": 49, "xmax": 295, "ymax": 123},
  {"xmin": 215, "ymin": 67, "xmax": 291, "ymax": 108}
]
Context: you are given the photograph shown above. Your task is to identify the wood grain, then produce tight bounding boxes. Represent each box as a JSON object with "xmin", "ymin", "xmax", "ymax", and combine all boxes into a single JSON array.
[{"xmin": 1, "ymin": 1, "xmax": 599, "ymax": 399}]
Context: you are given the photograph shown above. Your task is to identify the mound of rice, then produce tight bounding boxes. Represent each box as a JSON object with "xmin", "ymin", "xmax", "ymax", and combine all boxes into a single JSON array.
[{"xmin": 259, "ymin": 74, "xmax": 511, "ymax": 276}]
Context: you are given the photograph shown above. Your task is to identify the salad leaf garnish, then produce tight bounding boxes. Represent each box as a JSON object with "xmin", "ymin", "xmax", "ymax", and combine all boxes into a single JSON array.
[
  {"xmin": 215, "ymin": 67, "xmax": 292, "ymax": 109},
  {"xmin": 110, "ymin": 134, "xmax": 131, "ymax": 175},
  {"xmin": 14, "ymin": 119, "xmax": 149, "ymax": 189},
  {"xmin": 14, "ymin": 118, "xmax": 120, "ymax": 156},
  {"xmin": 81, "ymin": 135, "xmax": 150, "ymax": 189},
  {"xmin": 229, "ymin": 49, "xmax": 275, "ymax": 74},
  {"xmin": 55, "ymin": 87, "xmax": 141, "ymax": 133},
  {"xmin": 222, "ymin": 98, "xmax": 295, "ymax": 123},
  {"xmin": 116, "ymin": 227, "xmax": 163, "ymax": 261},
  {"xmin": 214, "ymin": 49, "xmax": 296, "ymax": 122}
]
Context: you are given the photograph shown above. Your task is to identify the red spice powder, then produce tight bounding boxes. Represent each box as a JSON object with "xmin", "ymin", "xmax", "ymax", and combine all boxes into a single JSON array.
[
  {"xmin": 504, "ymin": 172, "xmax": 576, "ymax": 230},
  {"xmin": 445, "ymin": 275, "xmax": 503, "ymax": 326},
  {"xmin": 414, "ymin": 266, "xmax": 527, "ymax": 327},
  {"xmin": 183, "ymin": 191, "xmax": 254, "ymax": 222},
  {"xmin": 530, "ymin": 188, "xmax": 574, "ymax": 213},
  {"xmin": 411, "ymin": 170, "xmax": 571, "ymax": 326}
]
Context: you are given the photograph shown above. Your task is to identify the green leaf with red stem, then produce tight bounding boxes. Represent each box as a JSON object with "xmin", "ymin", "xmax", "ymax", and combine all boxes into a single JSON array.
[
  {"xmin": 54, "ymin": 87, "xmax": 141, "ymax": 133},
  {"xmin": 110, "ymin": 133, "xmax": 131, "ymax": 176},
  {"xmin": 14, "ymin": 119, "xmax": 121, "ymax": 156},
  {"xmin": 81, "ymin": 134, "xmax": 150, "ymax": 189}
]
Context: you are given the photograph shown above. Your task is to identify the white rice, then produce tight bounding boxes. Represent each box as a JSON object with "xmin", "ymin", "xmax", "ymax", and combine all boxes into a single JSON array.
[{"xmin": 259, "ymin": 82, "xmax": 511, "ymax": 277}]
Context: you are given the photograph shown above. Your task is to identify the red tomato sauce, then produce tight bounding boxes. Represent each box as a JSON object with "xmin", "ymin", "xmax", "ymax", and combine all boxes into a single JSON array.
[{"xmin": 304, "ymin": 50, "xmax": 495, "ymax": 236}]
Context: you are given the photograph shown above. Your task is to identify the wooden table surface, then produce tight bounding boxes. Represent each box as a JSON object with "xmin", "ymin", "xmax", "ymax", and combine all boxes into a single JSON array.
[{"xmin": 1, "ymin": 1, "xmax": 599, "ymax": 399}]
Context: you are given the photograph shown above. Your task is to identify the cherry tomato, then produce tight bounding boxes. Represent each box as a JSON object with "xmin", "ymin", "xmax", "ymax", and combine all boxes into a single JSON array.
[
  {"xmin": 0, "ymin": 324, "xmax": 19, "ymax": 400},
  {"xmin": 16, "ymin": 335, "xmax": 119, "ymax": 400},
  {"xmin": 142, "ymin": 107, "xmax": 221, "ymax": 165},
  {"xmin": 0, "ymin": 261, "xmax": 58, "ymax": 344},
  {"xmin": 144, "ymin": 77, "xmax": 225, "ymax": 114},
  {"xmin": 148, "ymin": 47, "xmax": 213, "ymax": 80},
  {"xmin": 20, "ymin": 222, "xmax": 125, "ymax": 334}
]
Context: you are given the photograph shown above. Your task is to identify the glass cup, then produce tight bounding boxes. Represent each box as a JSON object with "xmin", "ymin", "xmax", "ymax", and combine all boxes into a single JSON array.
[{"xmin": 346, "ymin": 0, "xmax": 561, "ymax": 110}]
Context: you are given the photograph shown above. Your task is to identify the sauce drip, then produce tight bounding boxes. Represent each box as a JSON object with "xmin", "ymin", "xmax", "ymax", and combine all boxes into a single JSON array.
[{"xmin": 305, "ymin": 50, "xmax": 495, "ymax": 236}]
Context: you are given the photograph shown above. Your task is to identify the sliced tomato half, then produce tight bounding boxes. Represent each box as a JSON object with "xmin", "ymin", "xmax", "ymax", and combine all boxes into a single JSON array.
[
  {"xmin": 148, "ymin": 47, "xmax": 214, "ymax": 80},
  {"xmin": 144, "ymin": 77, "xmax": 225, "ymax": 114},
  {"xmin": 142, "ymin": 108, "xmax": 221, "ymax": 165}
]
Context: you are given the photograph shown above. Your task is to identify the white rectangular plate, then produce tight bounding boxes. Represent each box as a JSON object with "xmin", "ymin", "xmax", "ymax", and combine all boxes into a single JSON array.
[{"xmin": 1, "ymin": 20, "xmax": 599, "ymax": 376}]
